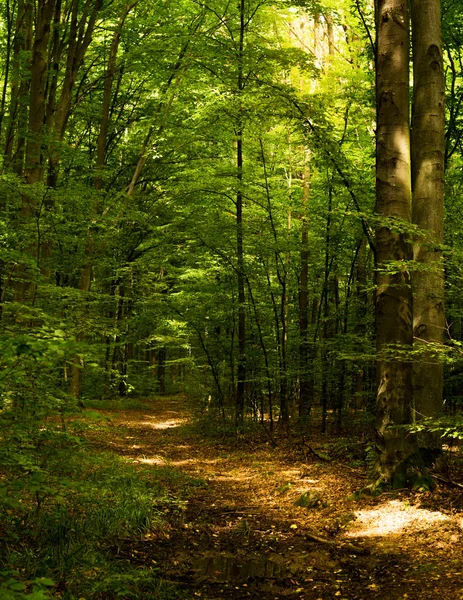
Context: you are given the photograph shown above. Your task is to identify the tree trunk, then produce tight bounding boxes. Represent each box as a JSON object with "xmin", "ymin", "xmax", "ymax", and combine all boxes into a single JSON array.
[
  {"xmin": 320, "ymin": 186, "xmax": 333, "ymax": 434},
  {"xmin": 354, "ymin": 237, "xmax": 368, "ymax": 411},
  {"xmin": 47, "ymin": 0, "xmax": 103, "ymax": 187},
  {"xmin": 411, "ymin": 0, "xmax": 445, "ymax": 457},
  {"xmin": 69, "ymin": 3, "xmax": 135, "ymax": 399},
  {"xmin": 279, "ymin": 212, "xmax": 290, "ymax": 426},
  {"xmin": 25, "ymin": 0, "xmax": 56, "ymax": 185},
  {"xmin": 299, "ymin": 157, "xmax": 312, "ymax": 420},
  {"xmin": 235, "ymin": 0, "xmax": 246, "ymax": 426},
  {"xmin": 374, "ymin": 0, "xmax": 415, "ymax": 486},
  {"xmin": 4, "ymin": 0, "xmax": 32, "ymax": 173},
  {"xmin": 236, "ymin": 129, "xmax": 246, "ymax": 425},
  {"xmin": 95, "ymin": 2, "xmax": 136, "ymax": 190},
  {"xmin": 157, "ymin": 347, "xmax": 166, "ymax": 394},
  {"xmin": 0, "ymin": 0, "xmax": 15, "ymax": 145}
]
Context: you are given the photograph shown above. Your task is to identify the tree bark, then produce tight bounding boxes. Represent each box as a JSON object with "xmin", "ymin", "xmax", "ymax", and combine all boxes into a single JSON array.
[
  {"xmin": 47, "ymin": 0, "xmax": 103, "ymax": 187},
  {"xmin": 235, "ymin": 0, "xmax": 246, "ymax": 426},
  {"xmin": 25, "ymin": 0, "xmax": 56, "ymax": 185},
  {"xmin": 374, "ymin": 0, "xmax": 415, "ymax": 486},
  {"xmin": 95, "ymin": 2, "xmax": 136, "ymax": 190},
  {"xmin": 299, "ymin": 157, "xmax": 312, "ymax": 420},
  {"xmin": 0, "ymin": 0, "xmax": 15, "ymax": 145},
  {"xmin": 411, "ymin": 0, "xmax": 445, "ymax": 455},
  {"xmin": 69, "ymin": 3, "xmax": 136, "ymax": 399},
  {"xmin": 4, "ymin": 0, "xmax": 32, "ymax": 174}
]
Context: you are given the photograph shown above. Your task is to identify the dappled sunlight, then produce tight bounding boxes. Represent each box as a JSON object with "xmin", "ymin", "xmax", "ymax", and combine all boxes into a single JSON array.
[
  {"xmin": 134, "ymin": 410, "xmax": 189, "ymax": 428},
  {"xmin": 149, "ymin": 418, "xmax": 188, "ymax": 430},
  {"xmin": 112, "ymin": 407, "xmax": 191, "ymax": 432},
  {"xmin": 138, "ymin": 456, "xmax": 166, "ymax": 465},
  {"xmin": 80, "ymin": 399, "xmax": 463, "ymax": 599},
  {"xmin": 170, "ymin": 456, "xmax": 221, "ymax": 468},
  {"xmin": 347, "ymin": 500, "xmax": 450, "ymax": 538}
]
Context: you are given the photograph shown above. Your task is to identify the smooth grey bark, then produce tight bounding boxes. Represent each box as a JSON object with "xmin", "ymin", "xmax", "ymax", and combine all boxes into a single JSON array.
[
  {"xmin": 374, "ymin": 0, "xmax": 415, "ymax": 485},
  {"xmin": 411, "ymin": 0, "xmax": 445, "ymax": 453}
]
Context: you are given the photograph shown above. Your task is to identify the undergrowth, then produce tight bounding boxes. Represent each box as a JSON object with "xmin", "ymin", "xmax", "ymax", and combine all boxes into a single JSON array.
[
  {"xmin": 0, "ymin": 409, "xmax": 197, "ymax": 599},
  {"xmin": 83, "ymin": 397, "xmax": 151, "ymax": 411},
  {"xmin": 188, "ymin": 412, "xmax": 266, "ymax": 443}
]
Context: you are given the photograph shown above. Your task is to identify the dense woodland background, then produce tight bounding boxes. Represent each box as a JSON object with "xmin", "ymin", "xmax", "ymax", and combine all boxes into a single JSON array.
[
  {"xmin": 1, "ymin": 0, "xmax": 463, "ymax": 598},
  {"xmin": 0, "ymin": 0, "xmax": 383, "ymax": 421}
]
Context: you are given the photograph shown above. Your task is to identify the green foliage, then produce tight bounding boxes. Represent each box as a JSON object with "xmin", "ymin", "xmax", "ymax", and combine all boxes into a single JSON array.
[
  {"xmin": 0, "ymin": 0, "xmax": 460, "ymax": 564},
  {"xmin": 294, "ymin": 490, "xmax": 328, "ymax": 509},
  {"xmin": 0, "ymin": 416, "xmax": 200, "ymax": 598},
  {"xmin": 0, "ymin": 574, "xmax": 54, "ymax": 600},
  {"xmin": 407, "ymin": 417, "xmax": 463, "ymax": 441}
]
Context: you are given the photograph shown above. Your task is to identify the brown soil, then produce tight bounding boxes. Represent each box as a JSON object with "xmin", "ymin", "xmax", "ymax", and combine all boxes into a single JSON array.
[{"xmin": 84, "ymin": 396, "xmax": 463, "ymax": 600}]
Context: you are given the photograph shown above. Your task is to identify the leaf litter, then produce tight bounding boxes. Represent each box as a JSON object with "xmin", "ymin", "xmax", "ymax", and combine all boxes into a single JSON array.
[{"xmin": 82, "ymin": 396, "xmax": 463, "ymax": 599}]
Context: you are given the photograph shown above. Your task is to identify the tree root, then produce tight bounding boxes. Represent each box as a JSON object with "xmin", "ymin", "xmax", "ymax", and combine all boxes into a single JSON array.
[{"xmin": 305, "ymin": 531, "xmax": 370, "ymax": 555}]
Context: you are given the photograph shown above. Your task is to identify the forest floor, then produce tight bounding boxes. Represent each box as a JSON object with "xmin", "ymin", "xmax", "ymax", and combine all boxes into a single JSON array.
[{"xmin": 84, "ymin": 395, "xmax": 463, "ymax": 600}]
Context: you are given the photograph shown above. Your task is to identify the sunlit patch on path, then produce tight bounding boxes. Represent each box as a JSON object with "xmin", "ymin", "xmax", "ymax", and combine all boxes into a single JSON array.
[
  {"xmin": 347, "ymin": 499, "xmax": 451, "ymax": 538},
  {"xmin": 132, "ymin": 413, "xmax": 189, "ymax": 430}
]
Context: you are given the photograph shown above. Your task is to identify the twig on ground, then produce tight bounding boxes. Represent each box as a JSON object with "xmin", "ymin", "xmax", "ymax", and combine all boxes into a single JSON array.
[
  {"xmin": 305, "ymin": 531, "xmax": 370, "ymax": 555},
  {"xmin": 430, "ymin": 472, "xmax": 463, "ymax": 490}
]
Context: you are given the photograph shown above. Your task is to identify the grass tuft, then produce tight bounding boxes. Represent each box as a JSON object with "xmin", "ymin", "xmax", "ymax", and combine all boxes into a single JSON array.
[{"xmin": 0, "ymin": 416, "xmax": 199, "ymax": 599}]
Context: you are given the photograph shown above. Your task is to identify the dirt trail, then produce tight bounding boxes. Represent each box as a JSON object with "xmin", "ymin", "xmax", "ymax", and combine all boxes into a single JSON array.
[{"xmin": 88, "ymin": 397, "xmax": 463, "ymax": 599}]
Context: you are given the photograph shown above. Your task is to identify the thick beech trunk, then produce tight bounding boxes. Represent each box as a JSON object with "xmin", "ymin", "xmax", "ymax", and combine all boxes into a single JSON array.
[
  {"xmin": 411, "ymin": 0, "xmax": 445, "ymax": 453},
  {"xmin": 375, "ymin": 0, "xmax": 415, "ymax": 485}
]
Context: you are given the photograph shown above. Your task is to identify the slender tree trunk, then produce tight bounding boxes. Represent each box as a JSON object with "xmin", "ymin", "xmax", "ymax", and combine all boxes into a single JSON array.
[
  {"xmin": 25, "ymin": 0, "xmax": 56, "ymax": 185},
  {"xmin": 298, "ymin": 164, "xmax": 312, "ymax": 419},
  {"xmin": 125, "ymin": 9, "xmax": 202, "ymax": 197},
  {"xmin": 279, "ymin": 210, "xmax": 291, "ymax": 426},
  {"xmin": 0, "ymin": 0, "xmax": 14, "ymax": 146},
  {"xmin": 374, "ymin": 0, "xmax": 415, "ymax": 486},
  {"xmin": 235, "ymin": 0, "xmax": 246, "ymax": 426},
  {"xmin": 54, "ymin": 0, "xmax": 103, "ymax": 139},
  {"xmin": 69, "ymin": 3, "xmax": 135, "ymax": 399},
  {"xmin": 245, "ymin": 276, "xmax": 274, "ymax": 436},
  {"xmin": 44, "ymin": 0, "xmax": 62, "ymax": 133},
  {"xmin": 320, "ymin": 186, "xmax": 333, "ymax": 434},
  {"xmin": 95, "ymin": 2, "xmax": 136, "ymax": 190},
  {"xmin": 354, "ymin": 237, "xmax": 368, "ymax": 411},
  {"xmin": 157, "ymin": 347, "xmax": 166, "ymax": 394},
  {"xmin": 12, "ymin": 1, "xmax": 54, "ymax": 302},
  {"xmin": 411, "ymin": 0, "xmax": 445, "ymax": 457},
  {"xmin": 4, "ymin": 0, "xmax": 32, "ymax": 173},
  {"xmin": 47, "ymin": 0, "xmax": 103, "ymax": 187},
  {"xmin": 104, "ymin": 335, "xmax": 112, "ymax": 397},
  {"xmin": 236, "ymin": 129, "xmax": 246, "ymax": 424},
  {"xmin": 289, "ymin": 17, "xmax": 316, "ymax": 423}
]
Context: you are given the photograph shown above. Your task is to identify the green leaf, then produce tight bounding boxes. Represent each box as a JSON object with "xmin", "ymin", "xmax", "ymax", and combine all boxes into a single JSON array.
[{"xmin": 33, "ymin": 577, "xmax": 55, "ymax": 587}]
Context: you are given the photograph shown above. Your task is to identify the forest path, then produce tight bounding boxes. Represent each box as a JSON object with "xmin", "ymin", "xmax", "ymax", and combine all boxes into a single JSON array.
[{"xmin": 87, "ymin": 396, "xmax": 463, "ymax": 599}]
